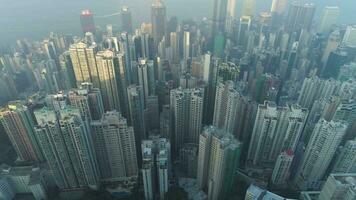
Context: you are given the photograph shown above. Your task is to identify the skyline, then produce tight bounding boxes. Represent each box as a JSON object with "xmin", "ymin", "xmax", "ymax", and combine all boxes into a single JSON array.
[
  {"xmin": 0, "ymin": 0, "xmax": 356, "ymax": 199},
  {"xmin": 0, "ymin": 0, "xmax": 354, "ymax": 44}
]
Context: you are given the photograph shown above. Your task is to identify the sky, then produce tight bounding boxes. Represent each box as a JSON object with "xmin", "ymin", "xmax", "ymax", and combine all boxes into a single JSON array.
[{"xmin": 0, "ymin": 0, "xmax": 354, "ymax": 44}]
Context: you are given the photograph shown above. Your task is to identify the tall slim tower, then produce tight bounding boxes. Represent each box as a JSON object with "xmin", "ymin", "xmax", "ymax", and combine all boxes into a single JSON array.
[
  {"xmin": 69, "ymin": 42, "xmax": 99, "ymax": 87},
  {"xmin": 120, "ymin": 6, "xmax": 133, "ymax": 34},
  {"xmin": 142, "ymin": 141, "xmax": 154, "ymax": 200},
  {"xmin": 197, "ymin": 126, "xmax": 241, "ymax": 200},
  {"xmin": 96, "ymin": 50, "xmax": 121, "ymax": 111},
  {"xmin": 213, "ymin": 81, "xmax": 241, "ymax": 135},
  {"xmin": 34, "ymin": 107, "xmax": 99, "ymax": 189},
  {"xmin": 271, "ymin": 150, "xmax": 294, "ymax": 185},
  {"xmin": 137, "ymin": 59, "xmax": 156, "ymax": 105},
  {"xmin": 127, "ymin": 85, "xmax": 147, "ymax": 161},
  {"xmin": 295, "ymin": 119, "xmax": 348, "ymax": 189},
  {"xmin": 0, "ymin": 102, "xmax": 43, "ymax": 162},
  {"xmin": 90, "ymin": 111, "xmax": 138, "ymax": 181},
  {"xmin": 211, "ymin": 0, "xmax": 229, "ymax": 36},
  {"xmin": 80, "ymin": 10, "xmax": 96, "ymax": 34},
  {"xmin": 170, "ymin": 88, "xmax": 204, "ymax": 154},
  {"xmin": 151, "ymin": 0, "xmax": 167, "ymax": 46},
  {"xmin": 318, "ymin": 7, "xmax": 340, "ymax": 34}
]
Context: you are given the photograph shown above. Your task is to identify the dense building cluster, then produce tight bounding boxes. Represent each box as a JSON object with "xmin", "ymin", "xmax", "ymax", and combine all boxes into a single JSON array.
[{"xmin": 0, "ymin": 0, "xmax": 356, "ymax": 199}]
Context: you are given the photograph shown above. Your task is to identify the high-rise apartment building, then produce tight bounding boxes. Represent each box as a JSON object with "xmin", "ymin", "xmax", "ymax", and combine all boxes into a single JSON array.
[
  {"xmin": 34, "ymin": 107, "xmax": 99, "ymax": 190},
  {"xmin": 318, "ymin": 173, "xmax": 356, "ymax": 200},
  {"xmin": 197, "ymin": 126, "xmax": 241, "ymax": 200},
  {"xmin": 96, "ymin": 50, "xmax": 121, "ymax": 111},
  {"xmin": 271, "ymin": 150, "xmax": 294, "ymax": 185},
  {"xmin": 298, "ymin": 76, "xmax": 341, "ymax": 109},
  {"xmin": 90, "ymin": 111, "xmax": 138, "ymax": 181},
  {"xmin": 170, "ymin": 88, "xmax": 204, "ymax": 154},
  {"xmin": 0, "ymin": 101, "xmax": 43, "ymax": 162},
  {"xmin": 141, "ymin": 138, "xmax": 170, "ymax": 200},
  {"xmin": 69, "ymin": 42, "xmax": 99, "ymax": 87},
  {"xmin": 213, "ymin": 81, "xmax": 242, "ymax": 135},
  {"xmin": 142, "ymin": 141, "xmax": 154, "ymax": 200},
  {"xmin": 67, "ymin": 82, "xmax": 104, "ymax": 121},
  {"xmin": 247, "ymin": 101, "xmax": 308, "ymax": 166},
  {"xmin": 333, "ymin": 140, "xmax": 356, "ymax": 173},
  {"xmin": 296, "ymin": 119, "xmax": 348, "ymax": 189}
]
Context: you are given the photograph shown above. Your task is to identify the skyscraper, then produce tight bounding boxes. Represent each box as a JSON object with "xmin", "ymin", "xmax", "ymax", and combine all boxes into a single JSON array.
[
  {"xmin": 333, "ymin": 140, "xmax": 356, "ymax": 173},
  {"xmin": 151, "ymin": 0, "xmax": 167, "ymax": 46},
  {"xmin": 295, "ymin": 119, "xmax": 348, "ymax": 189},
  {"xmin": 183, "ymin": 31, "xmax": 190, "ymax": 63},
  {"xmin": 96, "ymin": 50, "xmax": 121, "ymax": 111},
  {"xmin": 197, "ymin": 126, "xmax": 241, "ymax": 200},
  {"xmin": 318, "ymin": 7, "xmax": 340, "ymax": 34},
  {"xmin": 298, "ymin": 76, "xmax": 341, "ymax": 109},
  {"xmin": 142, "ymin": 141, "xmax": 154, "ymax": 200},
  {"xmin": 211, "ymin": 0, "xmax": 229, "ymax": 36},
  {"xmin": 342, "ymin": 25, "xmax": 356, "ymax": 48},
  {"xmin": 157, "ymin": 139, "xmax": 170, "ymax": 200},
  {"xmin": 80, "ymin": 10, "xmax": 96, "ymax": 34},
  {"xmin": 213, "ymin": 81, "xmax": 242, "ymax": 135},
  {"xmin": 90, "ymin": 111, "xmax": 138, "ymax": 182},
  {"xmin": 67, "ymin": 82, "xmax": 104, "ymax": 121},
  {"xmin": 137, "ymin": 59, "xmax": 156, "ymax": 104},
  {"xmin": 0, "ymin": 101, "xmax": 43, "ymax": 162},
  {"xmin": 69, "ymin": 42, "xmax": 99, "ymax": 87},
  {"xmin": 170, "ymin": 88, "xmax": 204, "ymax": 154},
  {"xmin": 127, "ymin": 85, "xmax": 147, "ymax": 158},
  {"xmin": 225, "ymin": 0, "xmax": 236, "ymax": 34},
  {"xmin": 120, "ymin": 6, "xmax": 133, "ymax": 34},
  {"xmin": 237, "ymin": 16, "xmax": 252, "ymax": 47},
  {"xmin": 34, "ymin": 107, "xmax": 99, "ymax": 189},
  {"xmin": 318, "ymin": 173, "xmax": 356, "ymax": 200},
  {"xmin": 247, "ymin": 101, "xmax": 308, "ymax": 166},
  {"xmin": 285, "ymin": 2, "xmax": 316, "ymax": 32},
  {"xmin": 271, "ymin": 150, "xmax": 294, "ymax": 185},
  {"xmin": 141, "ymin": 138, "xmax": 170, "ymax": 200}
]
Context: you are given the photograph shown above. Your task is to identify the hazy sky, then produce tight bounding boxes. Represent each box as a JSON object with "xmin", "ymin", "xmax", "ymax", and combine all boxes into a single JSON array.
[{"xmin": 0, "ymin": 0, "xmax": 354, "ymax": 44}]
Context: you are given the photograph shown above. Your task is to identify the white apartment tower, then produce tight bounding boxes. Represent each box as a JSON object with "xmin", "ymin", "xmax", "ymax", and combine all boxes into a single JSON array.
[
  {"xmin": 90, "ymin": 111, "xmax": 138, "ymax": 181},
  {"xmin": 296, "ymin": 119, "xmax": 348, "ymax": 189},
  {"xmin": 247, "ymin": 101, "xmax": 308, "ymax": 166}
]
